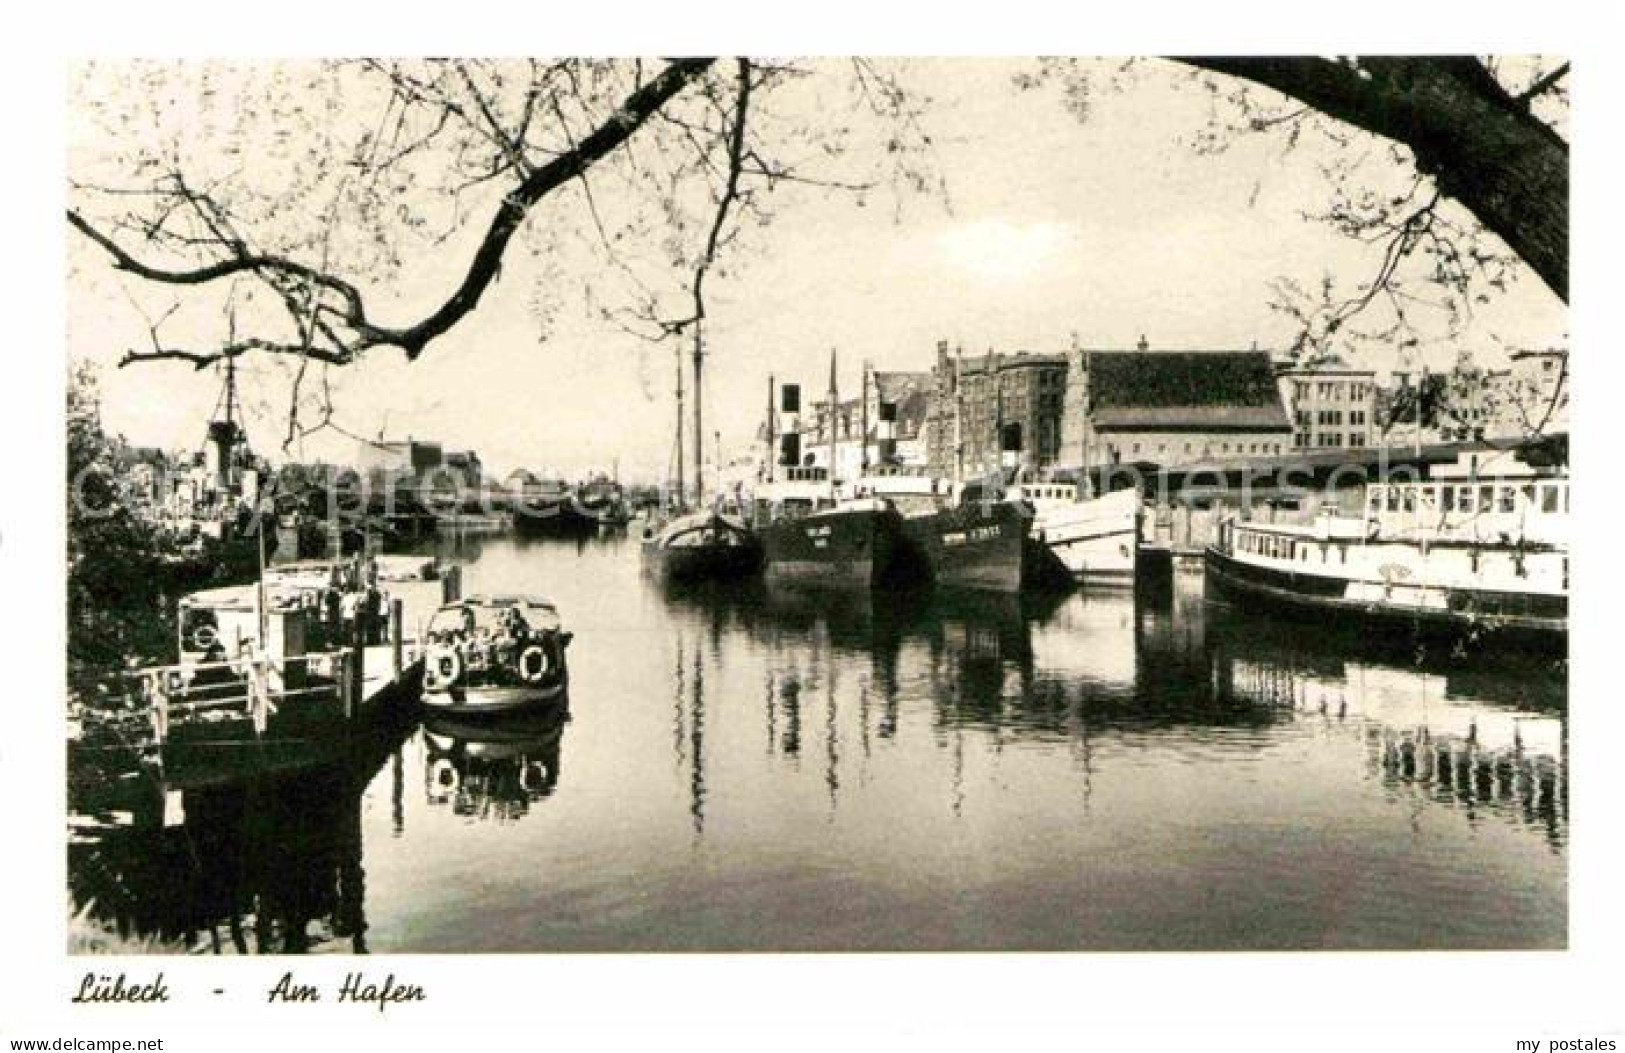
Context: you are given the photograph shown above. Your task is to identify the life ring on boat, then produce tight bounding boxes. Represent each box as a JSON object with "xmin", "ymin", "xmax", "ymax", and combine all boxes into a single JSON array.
[
  {"xmin": 429, "ymin": 758, "xmax": 459, "ymax": 792},
  {"xmin": 519, "ymin": 761, "xmax": 547, "ymax": 793},
  {"xmin": 190, "ymin": 624, "xmax": 218, "ymax": 652},
  {"xmin": 425, "ymin": 646, "xmax": 463, "ymax": 690},
  {"xmin": 518, "ymin": 644, "xmax": 550, "ymax": 684}
]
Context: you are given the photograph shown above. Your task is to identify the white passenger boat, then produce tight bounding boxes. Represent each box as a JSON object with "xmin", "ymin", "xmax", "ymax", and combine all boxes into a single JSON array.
[
  {"xmin": 1021, "ymin": 482, "xmax": 1141, "ymax": 582},
  {"xmin": 1205, "ymin": 448, "xmax": 1568, "ymax": 644}
]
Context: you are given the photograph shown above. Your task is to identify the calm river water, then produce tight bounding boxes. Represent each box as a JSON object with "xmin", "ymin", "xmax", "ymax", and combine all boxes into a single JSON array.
[{"xmin": 69, "ymin": 531, "xmax": 1568, "ymax": 952}]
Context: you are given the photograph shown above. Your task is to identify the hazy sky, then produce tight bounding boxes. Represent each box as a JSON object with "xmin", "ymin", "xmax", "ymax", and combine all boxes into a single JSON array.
[{"xmin": 67, "ymin": 58, "xmax": 1567, "ymax": 480}]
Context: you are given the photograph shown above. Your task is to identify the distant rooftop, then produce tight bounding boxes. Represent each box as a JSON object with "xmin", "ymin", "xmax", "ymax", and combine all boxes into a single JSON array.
[
  {"xmin": 957, "ymin": 351, "xmax": 1069, "ymax": 374},
  {"xmin": 1085, "ymin": 349, "xmax": 1292, "ymax": 432}
]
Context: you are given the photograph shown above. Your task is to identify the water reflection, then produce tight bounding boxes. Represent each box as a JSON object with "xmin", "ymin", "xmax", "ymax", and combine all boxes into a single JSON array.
[
  {"xmin": 68, "ymin": 717, "xmax": 411, "ymax": 953},
  {"xmin": 687, "ymin": 569, "xmax": 1567, "ymax": 854},
  {"xmin": 1207, "ymin": 613, "xmax": 1567, "ymax": 850},
  {"xmin": 422, "ymin": 707, "xmax": 568, "ymax": 823},
  {"xmin": 68, "ymin": 534, "xmax": 1567, "ymax": 952}
]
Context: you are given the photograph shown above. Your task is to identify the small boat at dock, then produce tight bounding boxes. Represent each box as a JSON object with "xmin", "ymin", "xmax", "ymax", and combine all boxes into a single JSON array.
[{"xmin": 420, "ymin": 595, "xmax": 573, "ymax": 716}]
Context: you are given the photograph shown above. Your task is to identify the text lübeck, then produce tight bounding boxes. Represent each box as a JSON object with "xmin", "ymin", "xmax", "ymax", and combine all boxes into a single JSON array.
[{"xmin": 72, "ymin": 972, "xmax": 169, "ymax": 1004}]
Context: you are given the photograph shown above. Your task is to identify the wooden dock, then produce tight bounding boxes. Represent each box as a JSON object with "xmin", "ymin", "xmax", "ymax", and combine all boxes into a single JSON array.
[{"xmin": 70, "ymin": 597, "xmax": 431, "ymax": 794}]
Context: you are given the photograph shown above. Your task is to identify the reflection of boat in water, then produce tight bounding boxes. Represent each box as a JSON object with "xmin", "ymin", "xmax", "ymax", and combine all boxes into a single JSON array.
[
  {"xmin": 67, "ymin": 714, "xmax": 409, "ymax": 954},
  {"xmin": 1201, "ymin": 585, "xmax": 1567, "ymax": 843},
  {"xmin": 422, "ymin": 707, "xmax": 568, "ymax": 821},
  {"xmin": 420, "ymin": 595, "xmax": 572, "ymax": 716}
]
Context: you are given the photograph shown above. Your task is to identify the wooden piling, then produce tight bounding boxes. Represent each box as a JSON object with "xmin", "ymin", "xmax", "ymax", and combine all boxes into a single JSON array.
[
  {"xmin": 249, "ymin": 656, "xmax": 270, "ymax": 736},
  {"xmin": 341, "ymin": 618, "xmax": 364, "ymax": 719},
  {"xmin": 350, "ymin": 618, "xmax": 365, "ymax": 718},
  {"xmin": 150, "ymin": 672, "xmax": 170, "ymax": 745},
  {"xmin": 391, "ymin": 598, "xmax": 404, "ymax": 678}
]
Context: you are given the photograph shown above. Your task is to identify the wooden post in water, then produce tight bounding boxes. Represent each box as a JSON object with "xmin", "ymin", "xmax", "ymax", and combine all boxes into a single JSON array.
[
  {"xmin": 249, "ymin": 656, "xmax": 270, "ymax": 737},
  {"xmin": 348, "ymin": 617, "xmax": 365, "ymax": 718},
  {"xmin": 149, "ymin": 672, "xmax": 170, "ymax": 745},
  {"xmin": 390, "ymin": 598, "xmax": 404, "ymax": 679},
  {"xmin": 338, "ymin": 653, "xmax": 353, "ymax": 718}
]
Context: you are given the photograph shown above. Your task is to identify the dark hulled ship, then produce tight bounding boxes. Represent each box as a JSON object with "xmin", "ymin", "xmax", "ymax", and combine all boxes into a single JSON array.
[
  {"xmin": 757, "ymin": 496, "xmax": 909, "ymax": 589},
  {"xmin": 898, "ymin": 497, "xmax": 1029, "ymax": 592}
]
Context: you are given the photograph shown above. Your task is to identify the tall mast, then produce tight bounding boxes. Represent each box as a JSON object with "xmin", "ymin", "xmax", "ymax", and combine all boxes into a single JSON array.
[
  {"xmin": 673, "ymin": 344, "xmax": 685, "ymax": 511},
  {"xmin": 224, "ymin": 353, "xmax": 238, "ymax": 430},
  {"xmin": 827, "ymin": 347, "xmax": 839, "ymax": 501},
  {"xmin": 692, "ymin": 320, "xmax": 705, "ymax": 506},
  {"xmin": 860, "ymin": 359, "xmax": 870, "ymax": 473},
  {"xmin": 765, "ymin": 373, "xmax": 776, "ymax": 485}
]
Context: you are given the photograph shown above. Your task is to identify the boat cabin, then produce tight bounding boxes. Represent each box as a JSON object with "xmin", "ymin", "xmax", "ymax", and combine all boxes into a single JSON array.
[
  {"xmin": 425, "ymin": 595, "xmax": 563, "ymax": 642},
  {"xmin": 1020, "ymin": 482, "xmax": 1080, "ymax": 512},
  {"xmin": 851, "ymin": 468, "xmax": 951, "ymax": 517},
  {"xmin": 1364, "ymin": 448, "xmax": 1569, "ymax": 546},
  {"xmin": 753, "ymin": 466, "xmax": 840, "ymax": 523},
  {"xmin": 177, "ymin": 583, "xmax": 315, "ymax": 668}
]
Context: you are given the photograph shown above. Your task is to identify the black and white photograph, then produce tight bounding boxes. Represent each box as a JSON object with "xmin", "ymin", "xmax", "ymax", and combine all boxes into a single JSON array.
[{"xmin": 6, "ymin": 7, "xmax": 1621, "ymax": 1048}]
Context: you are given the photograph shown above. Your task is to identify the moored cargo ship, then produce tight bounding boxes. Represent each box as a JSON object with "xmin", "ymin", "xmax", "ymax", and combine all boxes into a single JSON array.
[
  {"xmin": 899, "ymin": 498, "xmax": 1029, "ymax": 592},
  {"xmin": 854, "ymin": 469, "xmax": 1027, "ymax": 592},
  {"xmin": 757, "ymin": 495, "xmax": 908, "ymax": 588}
]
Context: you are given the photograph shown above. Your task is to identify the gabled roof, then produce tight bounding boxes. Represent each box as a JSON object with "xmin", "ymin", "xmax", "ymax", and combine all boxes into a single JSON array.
[
  {"xmin": 1087, "ymin": 350, "xmax": 1292, "ymax": 432},
  {"xmin": 892, "ymin": 389, "xmax": 930, "ymax": 437},
  {"xmin": 872, "ymin": 370, "xmax": 932, "ymax": 402}
]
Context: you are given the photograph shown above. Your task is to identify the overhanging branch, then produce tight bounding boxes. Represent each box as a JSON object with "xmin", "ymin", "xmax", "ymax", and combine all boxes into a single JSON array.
[{"xmin": 71, "ymin": 57, "xmax": 719, "ymax": 368}]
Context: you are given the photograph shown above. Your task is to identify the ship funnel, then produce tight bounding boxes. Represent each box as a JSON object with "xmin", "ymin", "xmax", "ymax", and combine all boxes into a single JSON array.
[{"xmin": 777, "ymin": 383, "xmax": 802, "ymax": 467}]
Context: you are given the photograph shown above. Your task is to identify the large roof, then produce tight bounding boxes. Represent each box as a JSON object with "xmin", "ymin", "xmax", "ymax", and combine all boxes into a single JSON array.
[
  {"xmin": 958, "ymin": 351, "xmax": 1068, "ymax": 375},
  {"xmin": 1087, "ymin": 350, "xmax": 1292, "ymax": 432}
]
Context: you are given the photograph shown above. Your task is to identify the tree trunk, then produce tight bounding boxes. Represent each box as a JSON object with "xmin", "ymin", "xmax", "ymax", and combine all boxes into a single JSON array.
[{"xmin": 1175, "ymin": 57, "xmax": 1568, "ymax": 304}]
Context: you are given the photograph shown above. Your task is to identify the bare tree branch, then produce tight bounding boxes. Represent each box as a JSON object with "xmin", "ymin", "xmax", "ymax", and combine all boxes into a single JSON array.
[
  {"xmin": 1516, "ymin": 61, "xmax": 1570, "ymax": 108},
  {"xmin": 71, "ymin": 57, "xmax": 718, "ymax": 368}
]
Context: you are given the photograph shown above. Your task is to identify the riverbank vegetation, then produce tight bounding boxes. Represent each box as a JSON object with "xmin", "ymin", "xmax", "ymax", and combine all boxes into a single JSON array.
[{"xmin": 66, "ymin": 364, "xmax": 178, "ymax": 698}]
